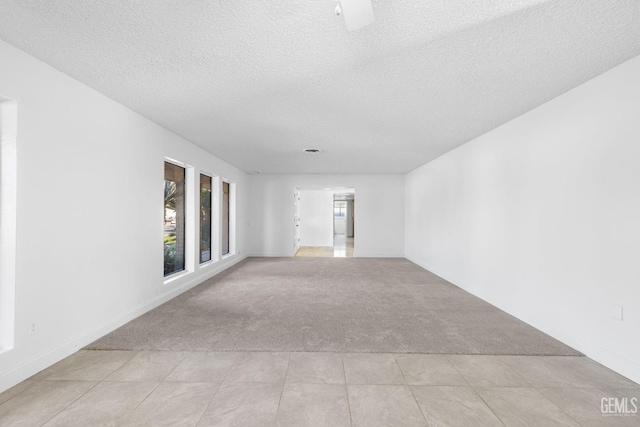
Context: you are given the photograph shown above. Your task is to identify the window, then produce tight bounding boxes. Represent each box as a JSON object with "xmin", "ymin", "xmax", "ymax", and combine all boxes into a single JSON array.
[
  {"xmin": 222, "ymin": 181, "xmax": 230, "ymax": 255},
  {"xmin": 334, "ymin": 201, "xmax": 346, "ymax": 217},
  {"xmin": 200, "ymin": 174, "xmax": 212, "ymax": 263},
  {"xmin": 164, "ymin": 162, "xmax": 186, "ymax": 276}
]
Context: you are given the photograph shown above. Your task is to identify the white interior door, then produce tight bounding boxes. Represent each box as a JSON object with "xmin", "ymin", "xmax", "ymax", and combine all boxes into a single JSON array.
[{"xmin": 334, "ymin": 201, "xmax": 347, "ymax": 234}]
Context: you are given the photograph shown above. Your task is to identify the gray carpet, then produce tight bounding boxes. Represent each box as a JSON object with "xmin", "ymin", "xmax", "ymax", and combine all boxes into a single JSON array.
[{"xmin": 87, "ymin": 258, "xmax": 580, "ymax": 355}]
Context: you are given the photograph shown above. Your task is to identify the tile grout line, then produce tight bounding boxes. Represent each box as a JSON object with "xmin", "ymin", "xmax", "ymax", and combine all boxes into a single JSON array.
[
  {"xmin": 341, "ymin": 353, "xmax": 354, "ymax": 427},
  {"xmin": 392, "ymin": 353, "xmax": 431, "ymax": 426},
  {"xmin": 15, "ymin": 350, "xmax": 132, "ymax": 426},
  {"xmin": 271, "ymin": 352, "xmax": 291, "ymax": 427},
  {"xmin": 115, "ymin": 350, "xmax": 185, "ymax": 426},
  {"xmin": 444, "ymin": 355, "xmax": 472, "ymax": 387},
  {"xmin": 536, "ymin": 386, "xmax": 595, "ymax": 427},
  {"xmin": 115, "ymin": 381, "xmax": 162, "ymax": 427},
  {"xmin": 36, "ymin": 352, "xmax": 126, "ymax": 425},
  {"xmin": 527, "ymin": 387, "xmax": 585, "ymax": 426},
  {"xmin": 159, "ymin": 351, "xmax": 189, "ymax": 382},
  {"xmin": 0, "ymin": 381, "xmax": 35, "ymax": 411},
  {"xmin": 446, "ymin": 355, "xmax": 507, "ymax": 427},
  {"xmin": 194, "ymin": 351, "xmax": 241, "ymax": 427},
  {"xmin": 102, "ymin": 350, "xmax": 143, "ymax": 382},
  {"xmin": 37, "ymin": 381, "xmax": 101, "ymax": 427},
  {"xmin": 496, "ymin": 357, "xmax": 534, "ymax": 388},
  {"xmin": 468, "ymin": 385, "xmax": 508, "ymax": 427}
]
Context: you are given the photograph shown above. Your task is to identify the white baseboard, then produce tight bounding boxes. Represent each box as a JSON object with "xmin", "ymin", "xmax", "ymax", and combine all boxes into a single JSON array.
[
  {"xmin": 405, "ymin": 255, "xmax": 640, "ymax": 385},
  {"xmin": 248, "ymin": 252, "xmax": 405, "ymax": 258},
  {"xmin": 513, "ymin": 307, "xmax": 640, "ymax": 385},
  {"xmin": 355, "ymin": 252, "xmax": 404, "ymax": 258},
  {"xmin": 247, "ymin": 252, "xmax": 293, "ymax": 257},
  {"xmin": 0, "ymin": 254, "xmax": 247, "ymax": 393}
]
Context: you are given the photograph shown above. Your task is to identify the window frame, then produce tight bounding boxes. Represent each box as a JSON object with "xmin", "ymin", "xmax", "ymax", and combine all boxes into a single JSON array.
[
  {"xmin": 199, "ymin": 172, "xmax": 214, "ymax": 265},
  {"xmin": 163, "ymin": 158, "xmax": 193, "ymax": 283},
  {"xmin": 221, "ymin": 180, "xmax": 231, "ymax": 256}
]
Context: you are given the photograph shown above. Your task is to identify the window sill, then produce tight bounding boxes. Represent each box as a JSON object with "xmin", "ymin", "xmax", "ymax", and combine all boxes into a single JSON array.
[
  {"xmin": 163, "ymin": 270, "xmax": 191, "ymax": 286},
  {"xmin": 199, "ymin": 260, "xmax": 215, "ymax": 269}
]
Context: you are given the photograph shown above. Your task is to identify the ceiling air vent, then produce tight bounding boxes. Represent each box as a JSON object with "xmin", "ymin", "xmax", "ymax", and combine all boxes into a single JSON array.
[{"xmin": 303, "ymin": 148, "xmax": 322, "ymax": 154}]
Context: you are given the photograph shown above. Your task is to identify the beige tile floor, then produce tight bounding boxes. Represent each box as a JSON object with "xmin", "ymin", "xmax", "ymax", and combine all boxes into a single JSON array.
[
  {"xmin": 295, "ymin": 236, "xmax": 355, "ymax": 258},
  {"xmin": 1, "ymin": 351, "xmax": 638, "ymax": 426}
]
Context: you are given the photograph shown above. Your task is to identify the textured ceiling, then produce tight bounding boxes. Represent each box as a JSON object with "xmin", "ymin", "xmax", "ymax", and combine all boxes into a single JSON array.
[{"xmin": 1, "ymin": 0, "xmax": 639, "ymax": 173}]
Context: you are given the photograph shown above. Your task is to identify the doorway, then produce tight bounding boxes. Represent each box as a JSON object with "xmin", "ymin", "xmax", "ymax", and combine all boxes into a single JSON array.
[
  {"xmin": 332, "ymin": 193, "xmax": 354, "ymax": 257},
  {"xmin": 294, "ymin": 187, "xmax": 355, "ymax": 258}
]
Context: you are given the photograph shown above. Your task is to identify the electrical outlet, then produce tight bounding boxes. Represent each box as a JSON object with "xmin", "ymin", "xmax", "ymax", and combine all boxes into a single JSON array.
[{"xmin": 28, "ymin": 321, "xmax": 38, "ymax": 335}]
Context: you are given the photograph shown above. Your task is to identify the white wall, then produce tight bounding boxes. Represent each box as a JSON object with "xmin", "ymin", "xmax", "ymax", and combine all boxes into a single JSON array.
[
  {"xmin": 0, "ymin": 40, "xmax": 248, "ymax": 392},
  {"xmin": 299, "ymin": 190, "xmax": 334, "ymax": 247},
  {"xmin": 405, "ymin": 55, "xmax": 640, "ymax": 383},
  {"xmin": 249, "ymin": 174, "xmax": 404, "ymax": 257}
]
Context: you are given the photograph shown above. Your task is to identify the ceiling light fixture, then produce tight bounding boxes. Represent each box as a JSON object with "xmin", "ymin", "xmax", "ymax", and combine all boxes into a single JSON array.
[{"xmin": 303, "ymin": 148, "xmax": 322, "ymax": 154}]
